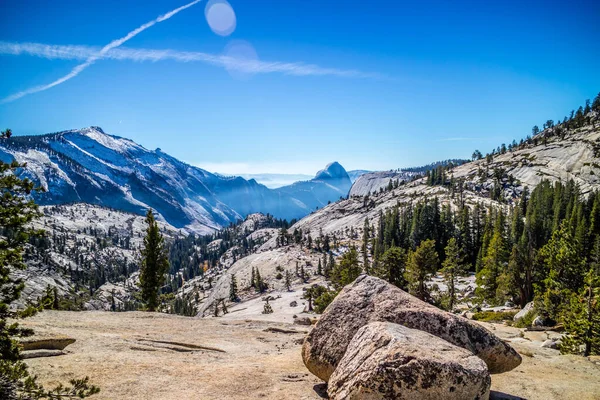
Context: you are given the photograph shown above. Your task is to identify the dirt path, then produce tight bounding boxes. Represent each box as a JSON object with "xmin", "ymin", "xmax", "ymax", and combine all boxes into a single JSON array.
[{"xmin": 21, "ymin": 311, "xmax": 600, "ymax": 399}]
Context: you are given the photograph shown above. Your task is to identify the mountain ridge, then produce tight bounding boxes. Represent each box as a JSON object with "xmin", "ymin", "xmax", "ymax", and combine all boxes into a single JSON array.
[{"xmin": 0, "ymin": 126, "xmax": 352, "ymax": 232}]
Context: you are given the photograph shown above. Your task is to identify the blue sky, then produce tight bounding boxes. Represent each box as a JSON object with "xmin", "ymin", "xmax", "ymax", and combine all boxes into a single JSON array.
[{"xmin": 1, "ymin": 0, "xmax": 599, "ymax": 175}]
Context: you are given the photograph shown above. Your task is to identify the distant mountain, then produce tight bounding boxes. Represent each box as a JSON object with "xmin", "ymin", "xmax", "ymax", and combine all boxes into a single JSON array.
[
  {"xmin": 276, "ymin": 162, "xmax": 352, "ymax": 210},
  {"xmin": 350, "ymin": 170, "xmax": 416, "ymax": 197},
  {"xmin": 0, "ymin": 127, "xmax": 352, "ymax": 232},
  {"xmin": 348, "ymin": 161, "xmax": 470, "ymax": 197},
  {"xmin": 347, "ymin": 170, "xmax": 370, "ymax": 183},
  {"xmin": 239, "ymin": 173, "xmax": 313, "ymax": 188}
]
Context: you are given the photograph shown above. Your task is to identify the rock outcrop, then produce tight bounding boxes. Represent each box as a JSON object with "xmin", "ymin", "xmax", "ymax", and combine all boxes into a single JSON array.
[
  {"xmin": 328, "ymin": 322, "xmax": 491, "ymax": 400},
  {"xmin": 302, "ymin": 275, "xmax": 521, "ymax": 381},
  {"xmin": 513, "ymin": 302, "xmax": 535, "ymax": 322},
  {"xmin": 19, "ymin": 335, "xmax": 76, "ymax": 351}
]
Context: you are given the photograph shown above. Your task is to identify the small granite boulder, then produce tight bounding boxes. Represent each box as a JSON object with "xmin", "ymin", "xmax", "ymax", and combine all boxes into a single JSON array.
[
  {"xmin": 328, "ymin": 322, "xmax": 491, "ymax": 400},
  {"xmin": 513, "ymin": 302, "xmax": 534, "ymax": 322}
]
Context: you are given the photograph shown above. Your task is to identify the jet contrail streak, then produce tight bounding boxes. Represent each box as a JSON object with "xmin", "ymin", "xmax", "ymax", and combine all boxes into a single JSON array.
[
  {"xmin": 0, "ymin": 41, "xmax": 386, "ymax": 80},
  {"xmin": 1, "ymin": 0, "xmax": 202, "ymax": 103}
]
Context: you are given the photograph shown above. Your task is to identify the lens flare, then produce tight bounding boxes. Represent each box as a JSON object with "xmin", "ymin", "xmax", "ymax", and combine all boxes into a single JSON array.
[
  {"xmin": 223, "ymin": 40, "xmax": 259, "ymax": 80},
  {"xmin": 205, "ymin": 0, "xmax": 236, "ymax": 36}
]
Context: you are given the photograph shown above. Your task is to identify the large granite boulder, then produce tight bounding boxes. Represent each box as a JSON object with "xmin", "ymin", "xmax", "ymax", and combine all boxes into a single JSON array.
[
  {"xmin": 302, "ymin": 275, "xmax": 521, "ymax": 381},
  {"xmin": 328, "ymin": 322, "xmax": 491, "ymax": 400}
]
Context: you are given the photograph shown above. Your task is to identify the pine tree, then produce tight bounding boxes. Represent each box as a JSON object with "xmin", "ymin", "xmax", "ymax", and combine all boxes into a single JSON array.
[
  {"xmin": 331, "ymin": 247, "xmax": 361, "ymax": 290},
  {"xmin": 405, "ymin": 239, "xmax": 439, "ymax": 301},
  {"xmin": 317, "ymin": 259, "xmax": 322, "ymax": 275},
  {"xmin": 560, "ymin": 238, "xmax": 600, "ymax": 356},
  {"xmin": 537, "ymin": 221, "xmax": 585, "ymax": 321},
  {"xmin": 0, "ymin": 129, "xmax": 99, "ymax": 399},
  {"xmin": 139, "ymin": 209, "xmax": 170, "ymax": 311},
  {"xmin": 221, "ymin": 298, "xmax": 229, "ymax": 314},
  {"xmin": 476, "ymin": 224, "xmax": 508, "ymax": 305},
  {"xmin": 374, "ymin": 246, "xmax": 407, "ymax": 289},
  {"xmin": 441, "ymin": 238, "xmax": 466, "ymax": 310},
  {"xmin": 262, "ymin": 299, "xmax": 273, "ymax": 314},
  {"xmin": 328, "ymin": 253, "xmax": 336, "ymax": 277},
  {"xmin": 592, "ymin": 92, "xmax": 600, "ymax": 112},
  {"xmin": 304, "ymin": 285, "xmax": 328, "ymax": 313},
  {"xmin": 255, "ymin": 269, "xmax": 267, "ymax": 293},
  {"xmin": 229, "ymin": 274, "xmax": 239, "ymax": 302},
  {"xmin": 250, "ymin": 267, "xmax": 256, "ymax": 289}
]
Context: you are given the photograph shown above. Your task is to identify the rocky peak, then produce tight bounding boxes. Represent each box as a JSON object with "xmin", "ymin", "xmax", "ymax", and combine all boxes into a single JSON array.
[{"xmin": 314, "ymin": 162, "xmax": 350, "ymax": 181}]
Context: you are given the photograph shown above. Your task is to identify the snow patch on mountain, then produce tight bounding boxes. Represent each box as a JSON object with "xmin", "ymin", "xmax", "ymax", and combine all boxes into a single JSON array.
[
  {"xmin": 11, "ymin": 149, "xmax": 74, "ymax": 190},
  {"xmin": 1, "ymin": 126, "xmax": 354, "ymax": 232}
]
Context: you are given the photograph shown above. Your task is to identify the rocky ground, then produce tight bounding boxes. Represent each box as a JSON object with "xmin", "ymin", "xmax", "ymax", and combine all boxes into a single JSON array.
[{"xmin": 21, "ymin": 311, "xmax": 600, "ymax": 400}]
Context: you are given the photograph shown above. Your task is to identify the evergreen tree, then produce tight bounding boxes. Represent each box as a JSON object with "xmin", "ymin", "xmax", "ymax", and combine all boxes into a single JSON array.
[
  {"xmin": 250, "ymin": 267, "xmax": 256, "ymax": 289},
  {"xmin": 405, "ymin": 239, "xmax": 439, "ymax": 301},
  {"xmin": 221, "ymin": 298, "xmax": 229, "ymax": 314},
  {"xmin": 0, "ymin": 129, "xmax": 99, "ymax": 399},
  {"xmin": 322, "ymin": 253, "xmax": 329, "ymax": 277},
  {"xmin": 300, "ymin": 265, "xmax": 308, "ymax": 283},
  {"xmin": 374, "ymin": 246, "xmax": 407, "ymax": 289},
  {"xmin": 328, "ymin": 253, "xmax": 336, "ymax": 278},
  {"xmin": 262, "ymin": 299, "xmax": 273, "ymax": 314},
  {"xmin": 229, "ymin": 274, "xmax": 239, "ymax": 302},
  {"xmin": 139, "ymin": 209, "xmax": 170, "ymax": 311},
  {"xmin": 317, "ymin": 259, "xmax": 322, "ymax": 275},
  {"xmin": 304, "ymin": 285, "xmax": 328, "ymax": 312},
  {"xmin": 476, "ymin": 223, "xmax": 508, "ymax": 304},
  {"xmin": 560, "ymin": 237, "xmax": 600, "ymax": 356},
  {"xmin": 255, "ymin": 269, "xmax": 267, "ymax": 293},
  {"xmin": 592, "ymin": 92, "xmax": 600, "ymax": 112},
  {"xmin": 537, "ymin": 222, "xmax": 585, "ymax": 321},
  {"xmin": 331, "ymin": 246, "xmax": 361, "ymax": 290},
  {"xmin": 441, "ymin": 238, "xmax": 466, "ymax": 310}
]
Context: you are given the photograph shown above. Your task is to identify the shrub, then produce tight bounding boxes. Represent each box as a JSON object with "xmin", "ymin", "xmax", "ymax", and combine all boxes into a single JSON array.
[
  {"xmin": 313, "ymin": 290, "xmax": 338, "ymax": 314},
  {"xmin": 513, "ymin": 310, "xmax": 536, "ymax": 328}
]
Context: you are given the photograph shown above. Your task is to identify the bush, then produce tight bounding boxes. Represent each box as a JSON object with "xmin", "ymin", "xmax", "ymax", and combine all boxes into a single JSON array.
[
  {"xmin": 313, "ymin": 290, "xmax": 338, "ymax": 314},
  {"xmin": 513, "ymin": 310, "xmax": 536, "ymax": 328}
]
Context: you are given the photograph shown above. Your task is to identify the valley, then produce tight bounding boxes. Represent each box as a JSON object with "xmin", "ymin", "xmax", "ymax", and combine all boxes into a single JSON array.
[
  {"xmin": 2, "ymin": 2, "xmax": 599, "ymax": 398},
  {"xmin": 3, "ymin": 100, "xmax": 600, "ymax": 399}
]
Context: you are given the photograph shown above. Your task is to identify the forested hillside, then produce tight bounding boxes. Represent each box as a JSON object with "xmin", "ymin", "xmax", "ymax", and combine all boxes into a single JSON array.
[
  {"xmin": 16, "ymin": 203, "xmax": 290, "ymax": 314},
  {"xmin": 275, "ymin": 94, "xmax": 600, "ymax": 355}
]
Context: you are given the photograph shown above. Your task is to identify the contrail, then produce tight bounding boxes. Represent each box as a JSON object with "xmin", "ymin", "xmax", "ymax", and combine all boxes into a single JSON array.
[
  {"xmin": 0, "ymin": 41, "xmax": 386, "ymax": 80},
  {"xmin": 1, "ymin": 0, "xmax": 202, "ymax": 103}
]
